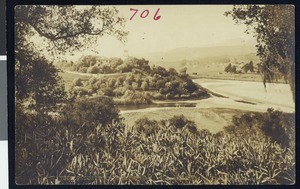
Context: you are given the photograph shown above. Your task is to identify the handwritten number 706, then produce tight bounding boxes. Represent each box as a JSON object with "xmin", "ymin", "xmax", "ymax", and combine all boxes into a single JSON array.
[{"xmin": 130, "ymin": 8, "xmax": 161, "ymax": 21}]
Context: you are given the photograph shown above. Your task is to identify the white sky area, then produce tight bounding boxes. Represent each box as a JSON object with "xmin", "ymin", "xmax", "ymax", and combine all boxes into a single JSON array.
[{"xmin": 33, "ymin": 5, "xmax": 257, "ymax": 61}]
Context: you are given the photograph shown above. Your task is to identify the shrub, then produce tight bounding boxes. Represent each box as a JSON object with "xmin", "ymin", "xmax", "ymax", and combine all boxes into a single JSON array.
[
  {"xmin": 72, "ymin": 87, "xmax": 89, "ymax": 97},
  {"xmin": 87, "ymin": 66, "xmax": 99, "ymax": 74},
  {"xmin": 102, "ymin": 87, "xmax": 114, "ymax": 96},
  {"xmin": 186, "ymin": 121, "xmax": 198, "ymax": 134},
  {"xmin": 225, "ymin": 108, "xmax": 295, "ymax": 148},
  {"xmin": 141, "ymin": 81, "xmax": 149, "ymax": 90},
  {"xmin": 134, "ymin": 117, "xmax": 160, "ymax": 135},
  {"xmin": 122, "ymin": 91, "xmax": 152, "ymax": 104},
  {"xmin": 152, "ymin": 93, "xmax": 164, "ymax": 100},
  {"xmin": 88, "ymin": 77, "xmax": 98, "ymax": 85},
  {"xmin": 169, "ymin": 114, "xmax": 190, "ymax": 129},
  {"xmin": 168, "ymin": 115, "xmax": 198, "ymax": 135},
  {"xmin": 184, "ymin": 79, "xmax": 198, "ymax": 94},
  {"xmin": 166, "ymin": 93, "xmax": 173, "ymax": 99},
  {"xmin": 73, "ymin": 78, "xmax": 83, "ymax": 86},
  {"xmin": 260, "ymin": 109, "xmax": 295, "ymax": 148},
  {"xmin": 78, "ymin": 67, "xmax": 88, "ymax": 73},
  {"xmin": 62, "ymin": 96, "xmax": 120, "ymax": 127}
]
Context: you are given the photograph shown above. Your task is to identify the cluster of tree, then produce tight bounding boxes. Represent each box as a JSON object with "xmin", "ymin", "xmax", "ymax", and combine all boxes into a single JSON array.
[
  {"xmin": 15, "ymin": 5, "xmax": 128, "ymax": 184},
  {"xmin": 15, "ymin": 5, "xmax": 127, "ymax": 115},
  {"xmin": 57, "ymin": 56, "xmax": 151, "ymax": 74},
  {"xmin": 70, "ymin": 64, "xmax": 209, "ymax": 103},
  {"xmin": 224, "ymin": 61, "xmax": 255, "ymax": 74},
  {"xmin": 224, "ymin": 63, "xmax": 238, "ymax": 74},
  {"xmin": 241, "ymin": 61, "xmax": 255, "ymax": 73}
]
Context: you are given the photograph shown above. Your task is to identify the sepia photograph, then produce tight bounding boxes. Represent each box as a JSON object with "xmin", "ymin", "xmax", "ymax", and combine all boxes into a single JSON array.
[{"xmin": 14, "ymin": 5, "xmax": 295, "ymax": 185}]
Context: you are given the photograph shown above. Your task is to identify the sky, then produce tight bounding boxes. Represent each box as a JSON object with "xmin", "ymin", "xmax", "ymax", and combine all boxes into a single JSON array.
[
  {"xmin": 84, "ymin": 5, "xmax": 256, "ymax": 59},
  {"xmin": 32, "ymin": 5, "xmax": 258, "ymax": 61}
]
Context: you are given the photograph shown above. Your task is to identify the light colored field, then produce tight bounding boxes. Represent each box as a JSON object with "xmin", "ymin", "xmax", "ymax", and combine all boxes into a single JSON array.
[
  {"xmin": 121, "ymin": 107, "xmax": 246, "ymax": 134},
  {"xmin": 58, "ymin": 71, "xmax": 91, "ymax": 90}
]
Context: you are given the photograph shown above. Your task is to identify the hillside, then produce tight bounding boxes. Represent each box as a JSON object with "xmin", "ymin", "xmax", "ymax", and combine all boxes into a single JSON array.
[
  {"xmin": 134, "ymin": 45, "xmax": 261, "ymax": 81},
  {"xmin": 57, "ymin": 56, "xmax": 211, "ymax": 105}
]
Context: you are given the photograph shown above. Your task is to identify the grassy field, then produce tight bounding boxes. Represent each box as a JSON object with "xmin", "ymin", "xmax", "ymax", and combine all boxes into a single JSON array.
[
  {"xmin": 58, "ymin": 71, "xmax": 91, "ymax": 90},
  {"xmin": 121, "ymin": 107, "xmax": 247, "ymax": 134}
]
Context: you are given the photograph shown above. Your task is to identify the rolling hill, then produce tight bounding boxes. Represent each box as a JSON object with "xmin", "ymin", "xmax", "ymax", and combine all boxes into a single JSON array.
[{"xmin": 135, "ymin": 44, "xmax": 261, "ymax": 81}]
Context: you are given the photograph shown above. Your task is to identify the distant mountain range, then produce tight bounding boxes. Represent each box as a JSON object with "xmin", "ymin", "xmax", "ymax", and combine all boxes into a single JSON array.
[{"xmin": 133, "ymin": 41, "xmax": 260, "ymax": 78}]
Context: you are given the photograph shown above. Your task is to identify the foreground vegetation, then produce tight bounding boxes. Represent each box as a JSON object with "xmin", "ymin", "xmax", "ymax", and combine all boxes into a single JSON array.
[{"xmin": 16, "ymin": 96, "xmax": 295, "ymax": 184}]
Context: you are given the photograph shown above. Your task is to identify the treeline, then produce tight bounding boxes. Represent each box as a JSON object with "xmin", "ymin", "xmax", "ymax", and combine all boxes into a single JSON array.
[
  {"xmin": 224, "ymin": 61, "xmax": 256, "ymax": 74},
  {"xmin": 57, "ymin": 56, "xmax": 152, "ymax": 74},
  {"xmin": 69, "ymin": 56, "xmax": 210, "ymax": 104}
]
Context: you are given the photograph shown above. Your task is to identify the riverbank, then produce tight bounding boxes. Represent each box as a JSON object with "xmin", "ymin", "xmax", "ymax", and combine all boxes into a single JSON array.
[{"xmin": 190, "ymin": 72, "xmax": 287, "ymax": 84}]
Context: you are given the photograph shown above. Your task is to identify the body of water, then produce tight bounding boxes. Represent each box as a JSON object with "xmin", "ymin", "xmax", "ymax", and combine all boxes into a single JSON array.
[
  {"xmin": 120, "ymin": 78, "xmax": 295, "ymax": 113},
  {"xmin": 194, "ymin": 78, "xmax": 294, "ymax": 112},
  {"xmin": 117, "ymin": 102, "xmax": 196, "ymax": 111}
]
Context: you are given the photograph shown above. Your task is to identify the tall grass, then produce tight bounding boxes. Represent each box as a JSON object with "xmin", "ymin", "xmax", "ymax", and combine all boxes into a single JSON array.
[{"xmin": 16, "ymin": 110, "xmax": 295, "ymax": 185}]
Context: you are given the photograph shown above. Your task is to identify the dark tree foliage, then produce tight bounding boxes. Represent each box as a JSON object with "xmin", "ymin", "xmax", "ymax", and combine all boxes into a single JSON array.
[
  {"xmin": 225, "ymin": 5, "xmax": 295, "ymax": 100},
  {"xmin": 15, "ymin": 5, "xmax": 128, "ymax": 54},
  {"xmin": 15, "ymin": 54, "xmax": 66, "ymax": 113},
  {"xmin": 168, "ymin": 115, "xmax": 198, "ymax": 134},
  {"xmin": 135, "ymin": 117, "xmax": 160, "ymax": 136},
  {"xmin": 15, "ymin": 6, "xmax": 128, "ymax": 184},
  {"xmin": 62, "ymin": 96, "xmax": 120, "ymax": 127},
  {"xmin": 225, "ymin": 108, "xmax": 295, "ymax": 148},
  {"xmin": 15, "ymin": 5, "xmax": 128, "ymax": 111},
  {"xmin": 169, "ymin": 114, "xmax": 191, "ymax": 129},
  {"xmin": 224, "ymin": 63, "xmax": 238, "ymax": 74},
  {"xmin": 184, "ymin": 79, "xmax": 198, "ymax": 94},
  {"xmin": 241, "ymin": 61, "xmax": 255, "ymax": 73},
  {"xmin": 224, "ymin": 63, "xmax": 232, "ymax": 73}
]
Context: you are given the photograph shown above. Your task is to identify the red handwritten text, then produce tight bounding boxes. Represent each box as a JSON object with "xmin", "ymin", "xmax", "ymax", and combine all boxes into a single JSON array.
[{"xmin": 130, "ymin": 8, "xmax": 161, "ymax": 21}]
